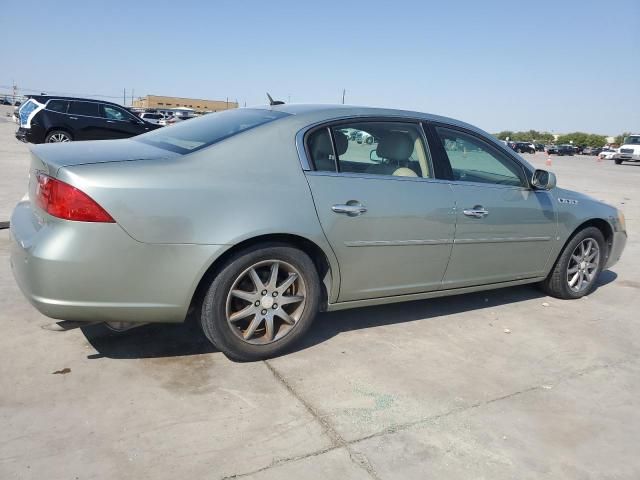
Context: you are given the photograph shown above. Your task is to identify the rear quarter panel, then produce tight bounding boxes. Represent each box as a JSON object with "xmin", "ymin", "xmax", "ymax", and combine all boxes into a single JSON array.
[{"xmin": 56, "ymin": 119, "xmax": 341, "ymax": 299}]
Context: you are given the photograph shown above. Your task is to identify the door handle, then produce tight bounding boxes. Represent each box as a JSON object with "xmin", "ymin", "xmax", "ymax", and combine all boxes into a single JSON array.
[
  {"xmin": 463, "ymin": 205, "xmax": 489, "ymax": 218},
  {"xmin": 69, "ymin": 116, "xmax": 78, "ymax": 120},
  {"xmin": 332, "ymin": 202, "xmax": 367, "ymax": 216},
  {"xmin": 106, "ymin": 120, "xmax": 115, "ymax": 123}
]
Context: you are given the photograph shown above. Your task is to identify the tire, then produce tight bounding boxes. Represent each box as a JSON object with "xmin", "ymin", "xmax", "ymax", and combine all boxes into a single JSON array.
[
  {"xmin": 45, "ymin": 130, "xmax": 73, "ymax": 143},
  {"xmin": 517, "ymin": 148, "xmax": 522, "ymax": 153},
  {"xmin": 614, "ymin": 159, "xmax": 623, "ymax": 165},
  {"xmin": 200, "ymin": 243, "xmax": 320, "ymax": 361},
  {"xmin": 540, "ymin": 226, "xmax": 606, "ymax": 299}
]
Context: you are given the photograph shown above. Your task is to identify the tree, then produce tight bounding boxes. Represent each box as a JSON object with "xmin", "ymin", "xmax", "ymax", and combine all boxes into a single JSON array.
[
  {"xmin": 493, "ymin": 130, "xmax": 554, "ymax": 143},
  {"xmin": 555, "ymin": 132, "xmax": 607, "ymax": 147},
  {"xmin": 614, "ymin": 132, "xmax": 632, "ymax": 145}
]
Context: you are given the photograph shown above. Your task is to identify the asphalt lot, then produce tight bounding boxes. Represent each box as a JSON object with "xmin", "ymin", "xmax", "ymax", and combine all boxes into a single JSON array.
[{"xmin": 1, "ymin": 106, "xmax": 639, "ymax": 479}]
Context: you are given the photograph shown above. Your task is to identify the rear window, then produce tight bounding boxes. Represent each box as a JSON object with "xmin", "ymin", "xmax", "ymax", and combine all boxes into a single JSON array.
[
  {"xmin": 133, "ymin": 108, "xmax": 290, "ymax": 154},
  {"xmin": 18, "ymin": 99, "xmax": 40, "ymax": 126},
  {"xmin": 68, "ymin": 101, "xmax": 100, "ymax": 117},
  {"xmin": 142, "ymin": 113, "xmax": 162, "ymax": 120},
  {"xmin": 46, "ymin": 100, "xmax": 69, "ymax": 113}
]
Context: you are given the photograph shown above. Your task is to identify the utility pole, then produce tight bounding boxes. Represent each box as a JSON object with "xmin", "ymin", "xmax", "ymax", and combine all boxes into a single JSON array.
[
  {"xmin": 131, "ymin": 88, "xmax": 134, "ymax": 107},
  {"xmin": 226, "ymin": 96, "xmax": 229, "ymax": 110},
  {"xmin": 123, "ymin": 88, "xmax": 126, "ymax": 106},
  {"xmin": 342, "ymin": 89, "xmax": 345, "ymax": 105},
  {"xmin": 12, "ymin": 81, "xmax": 17, "ymax": 104}
]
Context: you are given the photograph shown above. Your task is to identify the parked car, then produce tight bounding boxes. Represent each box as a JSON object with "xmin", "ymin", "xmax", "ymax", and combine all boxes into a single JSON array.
[
  {"xmin": 159, "ymin": 113, "xmax": 196, "ymax": 126},
  {"xmin": 508, "ymin": 141, "xmax": 535, "ymax": 153},
  {"xmin": 14, "ymin": 95, "xmax": 161, "ymax": 143},
  {"xmin": 535, "ymin": 143, "xmax": 545, "ymax": 151},
  {"xmin": 582, "ymin": 146, "xmax": 602, "ymax": 156},
  {"xmin": 545, "ymin": 145, "xmax": 558, "ymax": 154},
  {"xmin": 614, "ymin": 134, "xmax": 640, "ymax": 165},
  {"xmin": 556, "ymin": 145, "xmax": 575, "ymax": 156},
  {"xmin": 138, "ymin": 112, "xmax": 165, "ymax": 125},
  {"xmin": 598, "ymin": 148, "xmax": 617, "ymax": 160},
  {"xmin": 9, "ymin": 105, "xmax": 627, "ymax": 361}
]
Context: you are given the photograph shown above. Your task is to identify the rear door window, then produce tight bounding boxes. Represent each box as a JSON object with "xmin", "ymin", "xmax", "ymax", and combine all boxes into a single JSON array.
[
  {"xmin": 46, "ymin": 100, "xmax": 69, "ymax": 113},
  {"xmin": 68, "ymin": 101, "xmax": 100, "ymax": 117}
]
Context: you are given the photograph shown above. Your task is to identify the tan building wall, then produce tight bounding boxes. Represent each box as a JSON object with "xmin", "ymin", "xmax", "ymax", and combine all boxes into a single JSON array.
[{"xmin": 133, "ymin": 95, "xmax": 238, "ymax": 112}]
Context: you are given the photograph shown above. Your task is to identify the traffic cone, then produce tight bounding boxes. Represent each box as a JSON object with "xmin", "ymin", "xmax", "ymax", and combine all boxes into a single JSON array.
[{"xmin": 545, "ymin": 156, "xmax": 552, "ymax": 167}]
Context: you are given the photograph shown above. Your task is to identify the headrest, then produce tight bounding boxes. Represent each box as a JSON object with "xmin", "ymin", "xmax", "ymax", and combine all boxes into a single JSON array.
[
  {"xmin": 333, "ymin": 131, "xmax": 348, "ymax": 156},
  {"xmin": 309, "ymin": 130, "xmax": 349, "ymax": 157},
  {"xmin": 376, "ymin": 132, "xmax": 413, "ymax": 161}
]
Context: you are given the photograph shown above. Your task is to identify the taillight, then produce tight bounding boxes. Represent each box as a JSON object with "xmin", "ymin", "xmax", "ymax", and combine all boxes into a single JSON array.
[{"xmin": 35, "ymin": 173, "xmax": 115, "ymax": 223}]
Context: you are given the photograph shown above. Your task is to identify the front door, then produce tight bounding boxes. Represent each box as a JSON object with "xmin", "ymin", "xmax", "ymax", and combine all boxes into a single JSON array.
[
  {"xmin": 430, "ymin": 125, "xmax": 557, "ymax": 288},
  {"xmin": 100, "ymin": 104, "xmax": 151, "ymax": 139},
  {"xmin": 304, "ymin": 120, "xmax": 456, "ymax": 302}
]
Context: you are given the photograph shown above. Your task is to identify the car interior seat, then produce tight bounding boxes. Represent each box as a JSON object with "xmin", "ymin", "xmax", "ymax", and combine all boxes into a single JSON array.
[
  {"xmin": 367, "ymin": 132, "xmax": 418, "ymax": 176},
  {"xmin": 309, "ymin": 130, "xmax": 348, "ymax": 171}
]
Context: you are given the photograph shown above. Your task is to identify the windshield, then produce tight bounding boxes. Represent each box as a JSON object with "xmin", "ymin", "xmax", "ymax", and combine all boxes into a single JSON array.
[
  {"xmin": 623, "ymin": 136, "xmax": 640, "ymax": 145},
  {"xmin": 134, "ymin": 108, "xmax": 290, "ymax": 154}
]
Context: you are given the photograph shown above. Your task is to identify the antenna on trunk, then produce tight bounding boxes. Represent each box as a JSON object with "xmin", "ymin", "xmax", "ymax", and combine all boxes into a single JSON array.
[{"xmin": 267, "ymin": 93, "xmax": 285, "ymax": 106}]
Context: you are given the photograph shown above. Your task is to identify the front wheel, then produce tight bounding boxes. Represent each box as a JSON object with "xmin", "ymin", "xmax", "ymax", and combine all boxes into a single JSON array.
[
  {"xmin": 540, "ymin": 227, "xmax": 605, "ymax": 299},
  {"xmin": 614, "ymin": 159, "xmax": 623, "ymax": 165},
  {"xmin": 200, "ymin": 244, "xmax": 320, "ymax": 361}
]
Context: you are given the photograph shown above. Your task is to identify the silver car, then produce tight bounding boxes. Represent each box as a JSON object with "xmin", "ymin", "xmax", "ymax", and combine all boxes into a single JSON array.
[{"xmin": 10, "ymin": 105, "xmax": 627, "ymax": 360}]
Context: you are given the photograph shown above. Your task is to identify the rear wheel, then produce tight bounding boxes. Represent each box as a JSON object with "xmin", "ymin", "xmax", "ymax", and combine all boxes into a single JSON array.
[
  {"xmin": 614, "ymin": 159, "xmax": 623, "ymax": 165},
  {"xmin": 45, "ymin": 130, "xmax": 72, "ymax": 143},
  {"xmin": 200, "ymin": 244, "xmax": 320, "ymax": 361},
  {"xmin": 540, "ymin": 227, "xmax": 605, "ymax": 299}
]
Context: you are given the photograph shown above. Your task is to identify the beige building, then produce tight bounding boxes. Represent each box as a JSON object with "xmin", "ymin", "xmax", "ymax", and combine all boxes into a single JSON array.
[{"xmin": 133, "ymin": 95, "xmax": 238, "ymax": 113}]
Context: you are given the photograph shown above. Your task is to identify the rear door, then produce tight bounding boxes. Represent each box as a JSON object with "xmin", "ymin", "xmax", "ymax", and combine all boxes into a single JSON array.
[
  {"xmin": 304, "ymin": 119, "xmax": 456, "ymax": 302},
  {"xmin": 67, "ymin": 101, "xmax": 106, "ymax": 140},
  {"xmin": 428, "ymin": 123, "xmax": 557, "ymax": 288}
]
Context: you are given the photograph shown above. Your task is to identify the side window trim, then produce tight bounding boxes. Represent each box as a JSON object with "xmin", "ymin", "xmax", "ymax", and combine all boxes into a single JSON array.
[
  {"xmin": 427, "ymin": 121, "xmax": 531, "ymax": 188},
  {"xmin": 326, "ymin": 127, "xmax": 341, "ymax": 173}
]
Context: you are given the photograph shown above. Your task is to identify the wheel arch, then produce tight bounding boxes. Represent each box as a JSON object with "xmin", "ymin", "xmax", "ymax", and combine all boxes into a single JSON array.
[
  {"xmin": 45, "ymin": 127, "xmax": 74, "ymax": 141},
  {"xmin": 561, "ymin": 218, "xmax": 614, "ymax": 265},
  {"xmin": 187, "ymin": 233, "xmax": 337, "ymax": 322}
]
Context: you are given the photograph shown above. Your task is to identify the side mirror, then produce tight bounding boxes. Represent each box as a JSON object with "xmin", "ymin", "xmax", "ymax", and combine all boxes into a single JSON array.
[
  {"xmin": 531, "ymin": 169, "xmax": 556, "ymax": 190},
  {"xmin": 369, "ymin": 149, "xmax": 382, "ymax": 163}
]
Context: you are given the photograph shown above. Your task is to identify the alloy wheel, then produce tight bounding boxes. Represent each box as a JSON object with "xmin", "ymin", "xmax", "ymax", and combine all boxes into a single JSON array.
[
  {"xmin": 566, "ymin": 238, "xmax": 600, "ymax": 293},
  {"xmin": 47, "ymin": 133, "xmax": 71, "ymax": 143},
  {"xmin": 225, "ymin": 260, "xmax": 306, "ymax": 345}
]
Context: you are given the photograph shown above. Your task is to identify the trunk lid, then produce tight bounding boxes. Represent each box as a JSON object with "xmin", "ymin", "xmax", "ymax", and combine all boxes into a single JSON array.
[{"xmin": 29, "ymin": 138, "xmax": 180, "ymax": 176}]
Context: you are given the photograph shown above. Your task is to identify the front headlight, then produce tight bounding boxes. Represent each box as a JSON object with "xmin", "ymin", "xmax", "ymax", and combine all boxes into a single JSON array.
[{"xmin": 617, "ymin": 209, "xmax": 626, "ymax": 232}]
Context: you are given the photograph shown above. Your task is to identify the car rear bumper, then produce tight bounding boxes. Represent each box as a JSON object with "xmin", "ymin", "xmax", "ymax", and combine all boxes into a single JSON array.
[
  {"xmin": 9, "ymin": 200, "xmax": 227, "ymax": 324},
  {"xmin": 15, "ymin": 126, "xmax": 45, "ymax": 144},
  {"xmin": 605, "ymin": 230, "xmax": 627, "ymax": 269}
]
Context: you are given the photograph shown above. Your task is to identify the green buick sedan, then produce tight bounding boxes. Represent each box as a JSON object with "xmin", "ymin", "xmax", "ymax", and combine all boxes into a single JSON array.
[{"xmin": 10, "ymin": 104, "xmax": 627, "ymax": 360}]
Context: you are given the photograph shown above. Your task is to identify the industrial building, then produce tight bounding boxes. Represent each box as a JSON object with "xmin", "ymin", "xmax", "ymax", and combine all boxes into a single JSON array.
[{"xmin": 132, "ymin": 95, "xmax": 238, "ymax": 113}]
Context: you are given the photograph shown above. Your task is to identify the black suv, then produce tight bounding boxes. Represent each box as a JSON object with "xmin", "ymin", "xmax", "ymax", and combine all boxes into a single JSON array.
[
  {"xmin": 556, "ymin": 145, "xmax": 575, "ymax": 156},
  {"xmin": 507, "ymin": 141, "xmax": 535, "ymax": 153},
  {"xmin": 15, "ymin": 95, "xmax": 161, "ymax": 143}
]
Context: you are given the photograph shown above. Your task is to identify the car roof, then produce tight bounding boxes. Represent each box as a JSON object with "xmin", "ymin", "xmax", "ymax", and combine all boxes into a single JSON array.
[
  {"xmin": 250, "ymin": 103, "xmax": 486, "ymax": 134},
  {"xmin": 27, "ymin": 95, "xmax": 124, "ymax": 108}
]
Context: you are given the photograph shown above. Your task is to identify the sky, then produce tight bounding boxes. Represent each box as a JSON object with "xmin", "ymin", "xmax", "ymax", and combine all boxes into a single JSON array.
[{"xmin": 1, "ymin": 0, "xmax": 638, "ymax": 134}]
